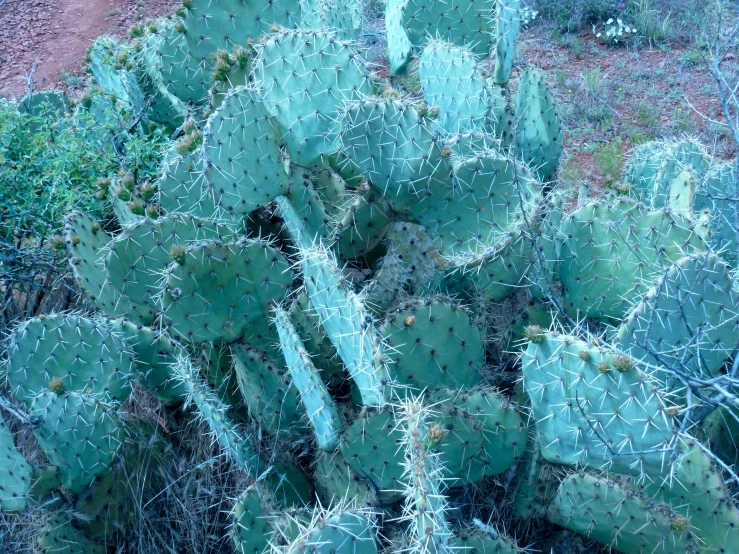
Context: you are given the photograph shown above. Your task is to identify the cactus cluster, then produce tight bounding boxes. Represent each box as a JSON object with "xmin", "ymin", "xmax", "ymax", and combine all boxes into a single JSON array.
[{"xmin": 3, "ymin": 0, "xmax": 739, "ymax": 553}]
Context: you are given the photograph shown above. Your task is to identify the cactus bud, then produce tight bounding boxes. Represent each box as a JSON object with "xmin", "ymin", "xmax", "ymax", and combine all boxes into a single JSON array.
[
  {"xmin": 128, "ymin": 201, "xmax": 145, "ymax": 216},
  {"xmin": 48, "ymin": 377, "xmax": 66, "ymax": 395},
  {"xmin": 578, "ymin": 350, "xmax": 591, "ymax": 361},
  {"xmin": 405, "ymin": 315, "xmax": 415, "ymax": 327},
  {"xmin": 145, "ymin": 204, "xmax": 159, "ymax": 218},
  {"xmin": 424, "ymin": 423, "xmax": 449, "ymax": 450},
  {"xmin": 139, "ymin": 180, "xmax": 155, "ymax": 201},
  {"xmin": 610, "ymin": 353, "xmax": 633, "ymax": 373},
  {"xmin": 525, "ymin": 325, "xmax": 544, "ymax": 343},
  {"xmin": 170, "ymin": 244, "xmax": 187, "ymax": 265},
  {"xmin": 670, "ymin": 515, "xmax": 690, "ymax": 531},
  {"xmin": 596, "ymin": 361, "xmax": 610, "ymax": 374}
]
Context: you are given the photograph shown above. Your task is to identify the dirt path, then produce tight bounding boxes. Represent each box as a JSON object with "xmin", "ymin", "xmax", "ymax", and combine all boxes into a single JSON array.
[{"xmin": 0, "ymin": 0, "xmax": 176, "ymax": 98}]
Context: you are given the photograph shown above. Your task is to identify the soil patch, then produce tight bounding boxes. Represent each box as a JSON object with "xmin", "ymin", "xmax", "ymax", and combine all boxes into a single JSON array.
[{"xmin": 0, "ymin": 0, "xmax": 177, "ymax": 98}]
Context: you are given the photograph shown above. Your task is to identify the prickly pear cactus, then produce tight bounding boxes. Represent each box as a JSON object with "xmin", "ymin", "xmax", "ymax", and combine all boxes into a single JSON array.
[
  {"xmin": 559, "ymin": 195, "xmax": 707, "ymax": 321},
  {"xmin": 201, "ymin": 87, "xmax": 289, "ymax": 215},
  {"xmin": 232, "ymin": 486, "xmax": 273, "ymax": 554},
  {"xmin": 162, "ymin": 237, "xmax": 293, "ymax": 343},
  {"xmin": 617, "ymin": 253, "xmax": 739, "ymax": 381},
  {"xmin": 523, "ymin": 332, "xmax": 677, "ymax": 476},
  {"xmin": 30, "ymin": 392, "xmax": 124, "ymax": 495},
  {"xmin": 7, "ymin": 314, "xmax": 134, "ymax": 407},
  {"xmin": 254, "ymin": 29, "xmax": 371, "ymax": 167},
  {"xmin": 10, "ymin": 0, "xmax": 739, "ymax": 552},
  {"xmin": 0, "ymin": 414, "xmax": 31, "ymax": 512},
  {"xmin": 284, "ymin": 506, "xmax": 379, "ymax": 554},
  {"xmin": 380, "ymin": 297, "xmax": 484, "ymax": 391}
]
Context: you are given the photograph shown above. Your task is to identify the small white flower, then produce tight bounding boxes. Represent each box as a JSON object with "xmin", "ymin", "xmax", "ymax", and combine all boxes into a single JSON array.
[
  {"xmin": 618, "ymin": 29, "xmax": 623, "ymax": 35},
  {"xmin": 632, "ymin": 27, "xmax": 637, "ymax": 33},
  {"xmin": 617, "ymin": 18, "xmax": 622, "ymax": 25},
  {"xmin": 607, "ymin": 18, "xmax": 614, "ymax": 24},
  {"xmin": 596, "ymin": 32, "xmax": 602, "ymax": 38}
]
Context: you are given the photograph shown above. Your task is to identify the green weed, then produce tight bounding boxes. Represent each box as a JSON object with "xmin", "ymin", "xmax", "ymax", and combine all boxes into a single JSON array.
[{"xmin": 592, "ymin": 139, "xmax": 623, "ymax": 188}]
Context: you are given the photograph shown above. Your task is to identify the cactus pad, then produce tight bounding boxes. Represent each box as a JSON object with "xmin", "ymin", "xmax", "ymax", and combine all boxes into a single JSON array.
[
  {"xmin": 7, "ymin": 314, "xmax": 134, "ymax": 407},
  {"xmin": 162, "ymin": 238, "xmax": 293, "ymax": 343},
  {"xmin": 30, "ymin": 392, "xmax": 124, "ymax": 495}
]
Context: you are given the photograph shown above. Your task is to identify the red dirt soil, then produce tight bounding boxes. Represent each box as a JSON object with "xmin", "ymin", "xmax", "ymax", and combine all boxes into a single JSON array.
[{"xmin": 0, "ymin": 0, "xmax": 177, "ymax": 98}]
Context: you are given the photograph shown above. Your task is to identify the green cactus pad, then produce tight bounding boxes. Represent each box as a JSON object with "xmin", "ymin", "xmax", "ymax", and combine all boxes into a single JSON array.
[
  {"xmin": 298, "ymin": 245, "xmax": 391, "ymax": 407},
  {"xmin": 179, "ymin": 0, "xmax": 302, "ymax": 104},
  {"xmin": 314, "ymin": 450, "xmax": 372, "ymax": 506},
  {"xmin": 549, "ymin": 472, "xmax": 691, "ymax": 553},
  {"xmin": 418, "ymin": 40, "xmax": 490, "ymax": 133},
  {"xmin": 386, "ymin": 0, "xmax": 413, "ymax": 75},
  {"xmin": 255, "ymin": 29, "xmax": 371, "ymax": 167},
  {"xmin": 105, "ymin": 214, "xmax": 236, "ymax": 312},
  {"xmin": 289, "ymin": 292, "xmax": 346, "ymax": 386},
  {"xmin": 274, "ymin": 307, "xmax": 342, "ymax": 451},
  {"xmin": 27, "ymin": 465, "xmax": 63, "ymax": 506},
  {"xmin": 284, "ymin": 166, "xmax": 336, "ymax": 245},
  {"xmin": 694, "ymin": 161, "xmax": 739, "ymax": 264},
  {"xmin": 202, "ymin": 86, "xmax": 289, "ymax": 215},
  {"xmin": 340, "ymin": 410, "xmax": 405, "ymax": 504},
  {"xmin": 409, "ymin": 151, "xmax": 540, "ymax": 256},
  {"xmin": 493, "ymin": 0, "xmax": 521, "ymax": 85},
  {"xmin": 64, "ymin": 212, "xmax": 156, "ymax": 325},
  {"xmin": 36, "ymin": 513, "xmax": 105, "ymax": 554},
  {"xmin": 157, "ymin": 148, "xmax": 233, "ymax": 223},
  {"xmin": 7, "ymin": 314, "xmax": 134, "ymax": 407},
  {"xmin": 175, "ymin": 355, "xmax": 259, "ymax": 473},
  {"xmin": 449, "ymin": 226, "xmax": 536, "ymax": 302},
  {"xmin": 285, "ymin": 507, "xmax": 379, "ymax": 554},
  {"xmin": 384, "ymin": 222, "xmax": 449, "ymax": 294},
  {"xmin": 617, "ymin": 253, "xmax": 739, "ymax": 381},
  {"xmin": 515, "ymin": 67, "xmax": 562, "ymax": 181},
  {"xmin": 362, "ymin": 250, "xmax": 407, "ymax": 314},
  {"xmin": 639, "ymin": 439, "xmax": 739, "ymax": 553},
  {"xmin": 485, "ymin": 81, "xmax": 515, "ymax": 147},
  {"xmin": 398, "ymin": 399, "xmax": 452, "ymax": 554},
  {"xmin": 264, "ymin": 461, "xmax": 314, "ymax": 508},
  {"xmin": 511, "ymin": 435, "xmax": 560, "ymax": 520},
  {"xmin": 430, "ymin": 387, "xmax": 527, "ymax": 485},
  {"xmin": 232, "ymin": 486, "xmax": 273, "ymax": 554},
  {"xmin": 0, "ymin": 413, "xmax": 31, "ymax": 512},
  {"xmin": 400, "ymin": 0, "xmax": 495, "ymax": 58},
  {"xmin": 559, "ymin": 195, "xmax": 708, "ymax": 321},
  {"xmin": 279, "ymin": 202, "xmax": 391, "ymax": 406},
  {"xmin": 75, "ymin": 467, "xmax": 127, "ymax": 539},
  {"xmin": 332, "ymin": 186, "xmax": 392, "ymax": 262},
  {"xmin": 17, "ymin": 90, "xmax": 71, "ymax": 122},
  {"xmin": 624, "ymin": 138, "xmax": 710, "ymax": 208},
  {"xmin": 89, "ymin": 37, "xmax": 146, "ymax": 114},
  {"xmin": 162, "ymin": 238, "xmax": 293, "ymax": 343},
  {"xmin": 300, "ymin": 0, "xmax": 362, "ymax": 40},
  {"xmin": 380, "ymin": 297, "xmax": 484, "ymax": 391},
  {"xmin": 30, "ymin": 392, "xmax": 124, "ymax": 495},
  {"xmin": 449, "ymin": 526, "xmax": 524, "ymax": 553},
  {"xmin": 141, "ymin": 20, "xmax": 192, "ymax": 110},
  {"xmin": 523, "ymin": 332, "xmax": 676, "ymax": 477},
  {"xmin": 110, "ymin": 318, "xmax": 187, "ymax": 403},
  {"xmin": 338, "ymin": 98, "xmax": 449, "ymax": 214},
  {"xmin": 232, "ymin": 344, "xmax": 306, "ymax": 438}
]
